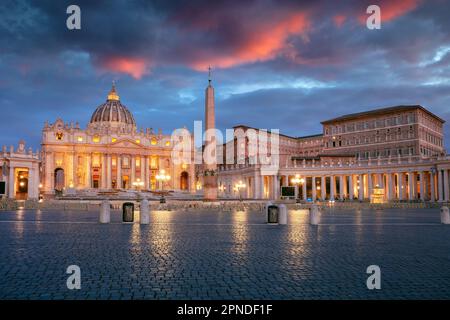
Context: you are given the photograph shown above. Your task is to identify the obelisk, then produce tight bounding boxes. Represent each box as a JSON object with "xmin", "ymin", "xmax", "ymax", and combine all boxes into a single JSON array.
[{"xmin": 203, "ymin": 66, "xmax": 218, "ymax": 200}]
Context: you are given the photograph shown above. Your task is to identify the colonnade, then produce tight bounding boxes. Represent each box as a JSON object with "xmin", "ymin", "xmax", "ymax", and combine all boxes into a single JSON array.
[{"xmin": 220, "ymin": 168, "xmax": 450, "ymax": 202}]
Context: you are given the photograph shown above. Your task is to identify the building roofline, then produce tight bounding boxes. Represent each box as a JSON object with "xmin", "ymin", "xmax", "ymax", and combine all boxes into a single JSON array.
[
  {"xmin": 296, "ymin": 133, "xmax": 323, "ymax": 139},
  {"xmin": 320, "ymin": 105, "xmax": 445, "ymax": 125},
  {"xmin": 232, "ymin": 124, "xmax": 299, "ymax": 140}
]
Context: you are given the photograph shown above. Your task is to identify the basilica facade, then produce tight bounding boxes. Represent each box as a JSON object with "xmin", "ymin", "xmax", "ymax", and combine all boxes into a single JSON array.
[{"xmin": 40, "ymin": 84, "xmax": 196, "ymax": 198}]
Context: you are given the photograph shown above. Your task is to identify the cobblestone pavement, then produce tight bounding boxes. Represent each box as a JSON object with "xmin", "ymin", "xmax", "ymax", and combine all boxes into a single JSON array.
[{"xmin": 0, "ymin": 208, "xmax": 449, "ymax": 300}]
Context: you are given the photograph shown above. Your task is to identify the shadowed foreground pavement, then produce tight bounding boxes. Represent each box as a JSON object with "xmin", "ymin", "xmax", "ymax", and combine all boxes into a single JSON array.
[{"xmin": 0, "ymin": 208, "xmax": 449, "ymax": 299}]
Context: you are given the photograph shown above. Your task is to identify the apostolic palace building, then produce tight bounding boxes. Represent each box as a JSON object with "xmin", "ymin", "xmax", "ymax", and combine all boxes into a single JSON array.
[{"xmin": 1, "ymin": 77, "xmax": 450, "ymax": 204}]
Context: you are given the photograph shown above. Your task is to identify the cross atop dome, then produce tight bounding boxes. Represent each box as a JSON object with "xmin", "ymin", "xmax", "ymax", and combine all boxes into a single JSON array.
[{"xmin": 107, "ymin": 81, "xmax": 120, "ymax": 101}]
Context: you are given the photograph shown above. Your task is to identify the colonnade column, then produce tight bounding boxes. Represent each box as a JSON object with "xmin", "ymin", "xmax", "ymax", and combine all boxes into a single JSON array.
[
  {"xmin": 419, "ymin": 171, "xmax": 425, "ymax": 201},
  {"xmin": 397, "ymin": 172, "xmax": 403, "ymax": 200},
  {"xmin": 430, "ymin": 171, "xmax": 436, "ymax": 202},
  {"xmin": 358, "ymin": 174, "xmax": 364, "ymax": 201},
  {"xmin": 367, "ymin": 174, "xmax": 373, "ymax": 199},
  {"xmin": 312, "ymin": 176, "xmax": 317, "ymax": 201},
  {"xmin": 349, "ymin": 175, "xmax": 354, "ymax": 200},
  {"xmin": 387, "ymin": 173, "xmax": 394, "ymax": 200},
  {"xmin": 444, "ymin": 169, "xmax": 449, "ymax": 202},
  {"xmin": 339, "ymin": 175, "xmax": 344, "ymax": 200},
  {"xmin": 321, "ymin": 176, "xmax": 326, "ymax": 201},
  {"xmin": 254, "ymin": 174, "xmax": 261, "ymax": 199},
  {"xmin": 272, "ymin": 175, "xmax": 279, "ymax": 200},
  {"xmin": 330, "ymin": 176, "xmax": 335, "ymax": 200},
  {"xmin": 408, "ymin": 172, "xmax": 415, "ymax": 201},
  {"xmin": 302, "ymin": 179, "xmax": 307, "ymax": 201},
  {"xmin": 438, "ymin": 169, "xmax": 443, "ymax": 202}
]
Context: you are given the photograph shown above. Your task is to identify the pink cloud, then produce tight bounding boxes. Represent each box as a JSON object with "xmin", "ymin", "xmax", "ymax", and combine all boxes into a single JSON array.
[
  {"xmin": 189, "ymin": 12, "xmax": 310, "ymax": 70},
  {"xmin": 100, "ymin": 56, "xmax": 150, "ymax": 79}
]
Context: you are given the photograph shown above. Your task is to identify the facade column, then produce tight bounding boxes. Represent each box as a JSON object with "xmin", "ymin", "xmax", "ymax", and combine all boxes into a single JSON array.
[
  {"xmin": 28, "ymin": 168, "xmax": 35, "ymax": 199},
  {"xmin": 330, "ymin": 175, "xmax": 335, "ymax": 200},
  {"xmin": 430, "ymin": 171, "xmax": 436, "ymax": 202},
  {"xmin": 8, "ymin": 165, "xmax": 15, "ymax": 198},
  {"xmin": 358, "ymin": 174, "xmax": 364, "ymax": 201},
  {"xmin": 86, "ymin": 153, "xmax": 92, "ymax": 188},
  {"xmin": 260, "ymin": 175, "xmax": 265, "ymax": 199},
  {"xmin": 438, "ymin": 169, "xmax": 444, "ymax": 202},
  {"xmin": 349, "ymin": 175, "xmax": 354, "ymax": 200},
  {"xmin": 117, "ymin": 155, "xmax": 122, "ymax": 189},
  {"xmin": 144, "ymin": 156, "xmax": 150, "ymax": 190},
  {"xmin": 106, "ymin": 154, "xmax": 111, "ymax": 189},
  {"xmin": 67, "ymin": 152, "xmax": 74, "ymax": 188},
  {"xmin": 302, "ymin": 179, "xmax": 307, "ymax": 201},
  {"xmin": 44, "ymin": 152, "xmax": 54, "ymax": 193},
  {"xmin": 131, "ymin": 155, "xmax": 136, "ymax": 187},
  {"xmin": 71, "ymin": 152, "xmax": 77, "ymax": 188},
  {"xmin": 339, "ymin": 175, "xmax": 344, "ymax": 200},
  {"xmin": 312, "ymin": 176, "xmax": 317, "ymax": 201},
  {"xmin": 140, "ymin": 156, "xmax": 145, "ymax": 184},
  {"xmin": 284, "ymin": 175, "xmax": 289, "ymax": 187},
  {"xmin": 419, "ymin": 171, "xmax": 425, "ymax": 201},
  {"xmin": 101, "ymin": 154, "xmax": 107, "ymax": 189},
  {"xmin": 321, "ymin": 176, "xmax": 326, "ymax": 201},
  {"xmin": 444, "ymin": 169, "xmax": 449, "ymax": 202}
]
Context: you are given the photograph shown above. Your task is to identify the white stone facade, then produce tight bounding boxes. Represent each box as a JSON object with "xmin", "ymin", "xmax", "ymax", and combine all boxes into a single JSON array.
[
  {"xmin": 40, "ymin": 85, "xmax": 196, "ymax": 197},
  {"xmin": 0, "ymin": 141, "xmax": 40, "ymax": 200}
]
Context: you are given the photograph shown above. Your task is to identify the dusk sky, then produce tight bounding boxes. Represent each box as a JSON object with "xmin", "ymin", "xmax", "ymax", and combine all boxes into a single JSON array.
[{"xmin": 1, "ymin": 0, "xmax": 450, "ymax": 150}]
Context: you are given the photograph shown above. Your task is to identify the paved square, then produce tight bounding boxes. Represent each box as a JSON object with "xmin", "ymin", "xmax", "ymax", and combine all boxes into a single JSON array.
[{"xmin": 0, "ymin": 208, "xmax": 449, "ymax": 299}]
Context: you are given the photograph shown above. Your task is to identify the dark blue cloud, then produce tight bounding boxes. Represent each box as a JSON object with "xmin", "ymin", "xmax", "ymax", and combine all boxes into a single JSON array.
[{"xmin": 0, "ymin": 0, "xmax": 450, "ymax": 152}]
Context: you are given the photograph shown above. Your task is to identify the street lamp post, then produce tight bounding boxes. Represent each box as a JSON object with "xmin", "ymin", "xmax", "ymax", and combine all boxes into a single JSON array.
[
  {"xmin": 132, "ymin": 178, "xmax": 144, "ymax": 190},
  {"xmin": 156, "ymin": 169, "xmax": 171, "ymax": 203},
  {"xmin": 291, "ymin": 174, "xmax": 305, "ymax": 203},
  {"xmin": 234, "ymin": 180, "xmax": 246, "ymax": 201}
]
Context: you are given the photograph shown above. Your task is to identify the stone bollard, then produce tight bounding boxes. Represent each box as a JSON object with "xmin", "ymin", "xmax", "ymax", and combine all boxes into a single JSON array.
[
  {"xmin": 279, "ymin": 204, "xmax": 287, "ymax": 225},
  {"xmin": 310, "ymin": 204, "xmax": 321, "ymax": 225},
  {"xmin": 99, "ymin": 200, "xmax": 111, "ymax": 223},
  {"xmin": 140, "ymin": 199, "xmax": 150, "ymax": 225},
  {"xmin": 440, "ymin": 206, "xmax": 450, "ymax": 224}
]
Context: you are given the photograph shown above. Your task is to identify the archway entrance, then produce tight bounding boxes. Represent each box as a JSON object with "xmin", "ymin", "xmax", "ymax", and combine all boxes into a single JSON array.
[
  {"xmin": 15, "ymin": 169, "xmax": 29, "ymax": 200},
  {"xmin": 180, "ymin": 171, "xmax": 189, "ymax": 191},
  {"xmin": 54, "ymin": 168, "xmax": 65, "ymax": 192}
]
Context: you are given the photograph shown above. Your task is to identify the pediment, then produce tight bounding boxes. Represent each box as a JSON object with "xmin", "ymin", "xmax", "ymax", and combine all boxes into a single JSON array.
[{"xmin": 110, "ymin": 138, "xmax": 143, "ymax": 148}]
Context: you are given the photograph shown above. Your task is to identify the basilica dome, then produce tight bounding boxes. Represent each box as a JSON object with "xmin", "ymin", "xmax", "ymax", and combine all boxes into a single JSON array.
[{"xmin": 90, "ymin": 84, "xmax": 136, "ymax": 127}]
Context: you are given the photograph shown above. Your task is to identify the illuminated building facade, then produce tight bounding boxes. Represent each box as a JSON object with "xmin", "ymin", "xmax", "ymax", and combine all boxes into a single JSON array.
[{"xmin": 40, "ymin": 84, "xmax": 196, "ymax": 197}]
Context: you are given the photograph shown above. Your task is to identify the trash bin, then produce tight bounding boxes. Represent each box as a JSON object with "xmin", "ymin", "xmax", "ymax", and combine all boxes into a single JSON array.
[
  {"xmin": 122, "ymin": 202, "xmax": 135, "ymax": 222},
  {"xmin": 267, "ymin": 205, "xmax": 279, "ymax": 224}
]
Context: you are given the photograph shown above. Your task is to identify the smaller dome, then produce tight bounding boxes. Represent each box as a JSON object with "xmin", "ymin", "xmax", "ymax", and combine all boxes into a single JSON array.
[{"xmin": 90, "ymin": 83, "xmax": 136, "ymax": 126}]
